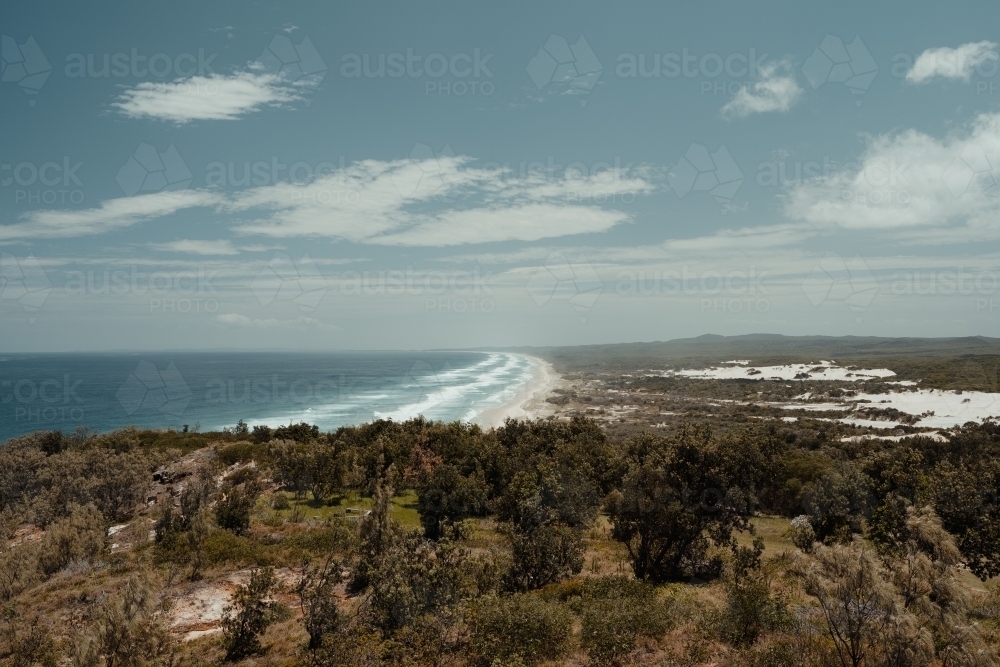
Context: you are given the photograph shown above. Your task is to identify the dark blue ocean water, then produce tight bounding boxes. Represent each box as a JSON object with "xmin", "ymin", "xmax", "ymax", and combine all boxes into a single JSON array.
[{"xmin": 0, "ymin": 351, "xmax": 539, "ymax": 442}]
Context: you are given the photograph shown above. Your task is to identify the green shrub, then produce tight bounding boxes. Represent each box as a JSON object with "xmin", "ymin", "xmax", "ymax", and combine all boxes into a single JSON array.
[
  {"xmin": 503, "ymin": 523, "xmax": 585, "ymax": 591},
  {"xmin": 5, "ymin": 618, "xmax": 58, "ymax": 667},
  {"xmin": 467, "ymin": 594, "xmax": 572, "ymax": 667},
  {"xmin": 221, "ymin": 567, "xmax": 281, "ymax": 661},
  {"xmin": 36, "ymin": 504, "xmax": 104, "ymax": 576},
  {"xmin": 0, "ymin": 544, "xmax": 40, "ymax": 601},
  {"xmin": 201, "ymin": 531, "xmax": 268, "ymax": 567},
  {"xmin": 713, "ymin": 579, "xmax": 792, "ymax": 646},
  {"xmin": 215, "ymin": 480, "xmax": 262, "ymax": 536},
  {"xmin": 576, "ymin": 576, "xmax": 675, "ymax": 666}
]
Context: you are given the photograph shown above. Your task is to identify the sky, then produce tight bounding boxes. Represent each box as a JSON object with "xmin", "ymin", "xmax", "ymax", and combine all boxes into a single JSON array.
[{"xmin": 2, "ymin": 0, "xmax": 1000, "ymax": 351}]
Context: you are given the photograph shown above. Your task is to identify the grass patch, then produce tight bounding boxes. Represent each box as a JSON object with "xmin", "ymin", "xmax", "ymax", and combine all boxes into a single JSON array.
[{"xmin": 268, "ymin": 490, "xmax": 422, "ymax": 530}]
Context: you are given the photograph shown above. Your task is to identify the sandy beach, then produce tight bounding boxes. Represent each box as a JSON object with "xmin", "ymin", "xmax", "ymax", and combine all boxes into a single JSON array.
[{"xmin": 473, "ymin": 355, "xmax": 563, "ymax": 428}]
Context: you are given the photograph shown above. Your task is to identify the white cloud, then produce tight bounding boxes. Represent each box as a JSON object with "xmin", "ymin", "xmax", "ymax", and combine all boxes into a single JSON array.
[
  {"xmin": 214, "ymin": 313, "xmax": 337, "ymax": 330},
  {"xmin": 227, "ymin": 156, "xmax": 657, "ymax": 245},
  {"xmin": 721, "ymin": 60, "xmax": 802, "ymax": 118},
  {"xmin": 783, "ymin": 111, "xmax": 1000, "ymax": 240},
  {"xmin": 906, "ymin": 41, "xmax": 998, "ymax": 83},
  {"xmin": 660, "ymin": 223, "xmax": 818, "ymax": 255},
  {"xmin": 111, "ymin": 71, "xmax": 300, "ymax": 123},
  {"xmin": 10, "ymin": 154, "xmax": 657, "ymax": 246},
  {"xmin": 148, "ymin": 239, "xmax": 240, "ymax": 255},
  {"xmin": 372, "ymin": 204, "xmax": 629, "ymax": 246},
  {"xmin": 0, "ymin": 190, "xmax": 220, "ymax": 241}
]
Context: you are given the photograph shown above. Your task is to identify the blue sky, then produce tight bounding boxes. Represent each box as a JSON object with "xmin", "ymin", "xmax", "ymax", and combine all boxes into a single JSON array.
[{"xmin": 2, "ymin": 0, "xmax": 1000, "ymax": 351}]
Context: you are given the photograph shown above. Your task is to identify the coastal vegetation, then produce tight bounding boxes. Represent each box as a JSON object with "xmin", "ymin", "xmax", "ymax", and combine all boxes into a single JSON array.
[{"xmin": 1, "ymin": 409, "xmax": 1000, "ymax": 665}]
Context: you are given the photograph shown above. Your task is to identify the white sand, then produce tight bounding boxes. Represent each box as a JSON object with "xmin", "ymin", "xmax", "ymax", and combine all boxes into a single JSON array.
[
  {"xmin": 671, "ymin": 361, "xmax": 896, "ymax": 382},
  {"xmin": 852, "ymin": 389, "xmax": 1000, "ymax": 428},
  {"xmin": 473, "ymin": 356, "xmax": 562, "ymax": 428}
]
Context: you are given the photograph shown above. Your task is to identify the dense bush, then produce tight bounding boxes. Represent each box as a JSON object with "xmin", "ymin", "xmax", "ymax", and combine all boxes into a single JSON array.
[
  {"xmin": 577, "ymin": 576, "xmax": 675, "ymax": 665},
  {"xmin": 36, "ymin": 503, "xmax": 104, "ymax": 576},
  {"xmin": 467, "ymin": 594, "xmax": 573, "ymax": 667},
  {"xmin": 607, "ymin": 426, "xmax": 782, "ymax": 582}
]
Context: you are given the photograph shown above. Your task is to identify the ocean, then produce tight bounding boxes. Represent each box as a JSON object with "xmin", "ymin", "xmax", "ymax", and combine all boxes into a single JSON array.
[{"xmin": 0, "ymin": 351, "xmax": 540, "ymax": 442}]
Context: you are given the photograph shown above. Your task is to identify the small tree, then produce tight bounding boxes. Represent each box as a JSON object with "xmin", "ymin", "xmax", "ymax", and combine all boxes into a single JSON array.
[
  {"xmin": 503, "ymin": 523, "xmax": 584, "ymax": 592},
  {"xmin": 608, "ymin": 427, "xmax": 779, "ymax": 582},
  {"xmin": 297, "ymin": 557, "xmax": 343, "ymax": 651},
  {"xmin": 91, "ymin": 574, "xmax": 171, "ymax": 667},
  {"xmin": 215, "ymin": 479, "xmax": 262, "ymax": 536},
  {"xmin": 6, "ymin": 619, "xmax": 58, "ymax": 667},
  {"xmin": 352, "ymin": 470, "xmax": 400, "ymax": 590},
  {"xmin": 800, "ymin": 539, "xmax": 932, "ymax": 667},
  {"xmin": 221, "ymin": 567, "xmax": 281, "ymax": 661},
  {"xmin": 713, "ymin": 540, "xmax": 791, "ymax": 647}
]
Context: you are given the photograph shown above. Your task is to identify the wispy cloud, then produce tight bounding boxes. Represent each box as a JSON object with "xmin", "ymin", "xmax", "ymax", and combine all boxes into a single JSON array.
[
  {"xmin": 214, "ymin": 313, "xmax": 337, "ymax": 330},
  {"xmin": 111, "ymin": 71, "xmax": 301, "ymax": 123},
  {"xmin": 1, "ymin": 190, "xmax": 220, "ymax": 241},
  {"xmin": 721, "ymin": 60, "xmax": 802, "ymax": 118},
  {"xmin": 148, "ymin": 239, "xmax": 240, "ymax": 255},
  {"xmin": 15, "ymin": 155, "xmax": 657, "ymax": 246},
  {"xmin": 905, "ymin": 41, "xmax": 998, "ymax": 83},
  {"xmin": 228, "ymin": 156, "xmax": 657, "ymax": 245}
]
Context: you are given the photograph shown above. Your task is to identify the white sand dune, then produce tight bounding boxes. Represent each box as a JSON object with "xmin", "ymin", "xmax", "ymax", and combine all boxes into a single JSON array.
[{"xmin": 670, "ymin": 361, "xmax": 895, "ymax": 382}]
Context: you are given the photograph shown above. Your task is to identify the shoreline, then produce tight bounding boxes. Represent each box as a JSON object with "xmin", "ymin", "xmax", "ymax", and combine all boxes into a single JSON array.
[{"xmin": 473, "ymin": 355, "xmax": 563, "ymax": 429}]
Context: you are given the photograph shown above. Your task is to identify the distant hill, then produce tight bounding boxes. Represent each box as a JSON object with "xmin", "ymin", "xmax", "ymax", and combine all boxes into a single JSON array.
[{"xmin": 500, "ymin": 335, "xmax": 1000, "ymax": 373}]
